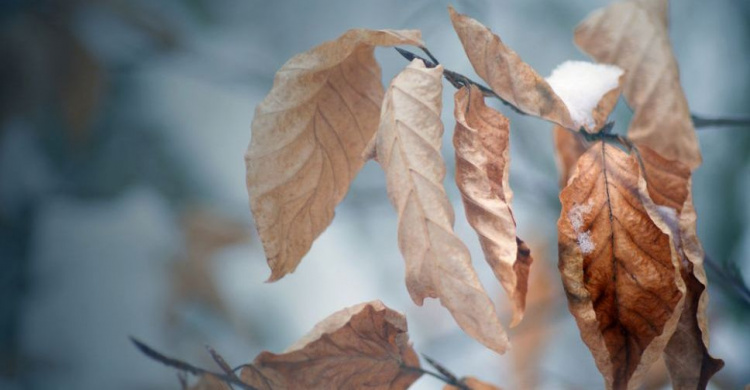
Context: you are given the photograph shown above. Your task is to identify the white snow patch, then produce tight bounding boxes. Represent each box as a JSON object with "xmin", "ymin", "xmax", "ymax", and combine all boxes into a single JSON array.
[
  {"xmin": 546, "ymin": 61, "xmax": 624, "ymax": 129},
  {"xmin": 577, "ymin": 231, "xmax": 595, "ymax": 255},
  {"xmin": 569, "ymin": 199, "xmax": 596, "ymax": 254}
]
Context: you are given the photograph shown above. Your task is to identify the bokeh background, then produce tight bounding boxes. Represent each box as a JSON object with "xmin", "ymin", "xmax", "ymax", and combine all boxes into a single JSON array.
[{"xmin": 1, "ymin": 0, "xmax": 749, "ymax": 389}]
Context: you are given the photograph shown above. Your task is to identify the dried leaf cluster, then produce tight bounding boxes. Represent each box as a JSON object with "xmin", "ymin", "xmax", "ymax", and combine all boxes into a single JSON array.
[{"xmin": 186, "ymin": 0, "xmax": 724, "ymax": 389}]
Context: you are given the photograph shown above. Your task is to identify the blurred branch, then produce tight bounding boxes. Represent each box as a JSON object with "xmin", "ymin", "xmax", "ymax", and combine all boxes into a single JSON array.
[
  {"xmin": 692, "ymin": 114, "xmax": 750, "ymax": 129},
  {"xmin": 130, "ymin": 337, "xmax": 257, "ymax": 390},
  {"xmin": 704, "ymin": 255, "xmax": 750, "ymax": 308}
]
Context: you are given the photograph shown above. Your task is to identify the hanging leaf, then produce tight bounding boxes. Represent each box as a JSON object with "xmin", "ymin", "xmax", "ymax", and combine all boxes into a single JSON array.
[
  {"xmin": 239, "ymin": 301, "xmax": 421, "ymax": 390},
  {"xmin": 574, "ymin": 0, "xmax": 701, "ymax": 169},
  {"xmin": 558, "ymin": 141, "xmax": 685, "ymax": 390},
  {"xmin": 634, "ymin": 148, "xmax": 723, "ymax": 388},
  {"xmin": 448, "ymin": 7, "xmax": 576, "ymax": 130},
  {"xmin": 246, "ymin": 29, "xmax": 423, "ymax": 281},
  {"xmin": 453, "ymin": 85, "xmax": 532, "ymax": 327},
  {"xmin": 374, "ymin": 60, "xmax": 509, "ymax": 354}
]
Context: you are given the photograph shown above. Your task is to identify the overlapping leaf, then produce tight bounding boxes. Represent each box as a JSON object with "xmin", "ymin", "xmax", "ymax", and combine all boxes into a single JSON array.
[
  {"xmin": 552, "ymin": 126, "xmax": 588, "ymax": 188},
  {"xmin": 635, "ymin": 147, "xmax": 723, "ymax": 388},
  {"xmin": 453, "ymin": 85, "xmax": 532, "ymax": 327},
  {"xmin": 558, "ymin": 141, "xmax": 685, "ymax": 390},
  {"xmin": 246, "ymin": 29, "xmax": 423, "ymax": 281},
  {"xmin": 238, "ymin": 301, "xmax": 421, "ymax": 390},
  {"xmin": 374, "ymin": 59, "xmax": 509, "ymax": 354},
  {"xmin": 575, "ymin": 0, "xmax": 701, "ymax": 169},
  {"xmin": 448, "ymin": 7, "xmax": 576, "ymax": 130}
]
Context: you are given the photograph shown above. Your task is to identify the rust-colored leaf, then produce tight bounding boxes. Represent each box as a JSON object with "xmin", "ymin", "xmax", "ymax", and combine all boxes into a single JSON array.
[
  {"xmin": 375, "ymin": 60, "xmax": 509, "ymax": 354},
  {"xmin": 558, "ymin": 141, "xmax": 685, "ymax": 390},
  {"xmin": 448, "ymin": 7, "xmax": 576, "ymax": 130},
  {"xmin": 640, "ymin": 170, "xmax": 724, "ymax": 388},
  {"xmin": 574, "ymin": 0, "xmax": 701, "ymax": 169},
  {"xmin": 444, "ymin": 377, "xmax": 503, "ymax": 390},
  {"xmin": 245, "ymin": 29, "xmax": 423, "ymax": 281},
  {"xmin": 239, "ymin": 301, "xmax": 421, "ymax": 390},
  {"xmin": 453, "ymin": 85, "xmax": 533, "ymax": 327}
]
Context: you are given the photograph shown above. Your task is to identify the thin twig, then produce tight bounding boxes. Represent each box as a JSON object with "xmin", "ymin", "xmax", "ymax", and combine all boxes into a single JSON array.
[
  {"xmin": 130, "ymin": 337, "xmax": 258, "ymax": 390},
  {"xmin": 394, "ymin": 47, "xmax": 526, "ymax": 115},
  {"xmin": 207, "ymin": 345, "xmax": 243, "ymax": 388},
  {"xmin": 692, "ymin": 114, "xmax": 750, "ymax": 129},
  {"xmin": 422, "ymin": 354, "xmax": 461, "ymax": 384}
]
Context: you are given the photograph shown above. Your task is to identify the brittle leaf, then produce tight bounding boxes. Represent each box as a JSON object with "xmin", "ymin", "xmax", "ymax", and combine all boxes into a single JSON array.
[
  {"xmin": 558, "ymin": 141, "xmax": 685, "ymax": 390},
  {"xmin": 453, "ymin": 85, "xmax": 532, "ymax": 327},
  {"xmin": 448, "ymin": 7, "xmax": 576, "ymax": 130},
  {"xmin": 239, "ymin": 301, "xmax": 421, "ymax": 390},
  {"xmin": 375, "ymin": 60, "xmax": 509, "ymax": 354},
  {"xmin": 635, "ymin": 149, "xmax": 723, "ymax": 388},
  {"xmin": 246, "ymin": 29, "xmax": 423, "ymax": 281},
  {"xmin": 575, "ymin": 0, "xmax": 701, "ymax": 169}
]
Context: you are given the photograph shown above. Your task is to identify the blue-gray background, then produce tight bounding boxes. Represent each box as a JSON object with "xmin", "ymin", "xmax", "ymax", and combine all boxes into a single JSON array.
[{"xmin": 1, "ymin": 0, "xmax": 748, "ymax": 389}]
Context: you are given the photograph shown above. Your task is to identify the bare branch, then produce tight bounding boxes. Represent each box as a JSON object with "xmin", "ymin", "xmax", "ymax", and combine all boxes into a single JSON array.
[
  {"xmin": 130, "ymin": 337, "xmax": 258, "ymax": 390},
  {"xmin": 692, "ymin": 114, "xmax": 750, "ymax": 129}
]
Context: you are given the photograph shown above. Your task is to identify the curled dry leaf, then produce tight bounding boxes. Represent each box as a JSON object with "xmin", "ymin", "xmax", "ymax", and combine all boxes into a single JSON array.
[
  {"xmin": 239, "ymin": 301, "xmax": 421, "ymax": 390},
  {"xmin": 558, "ymin": 141, "xmax": 685, "ymax": 390},
  {"xmin": 453, "ymin": 85, "xmax": 532, "ymax": 327},
  {"xmin": 375, "ymin": 60, "xmax": 509, "ymax": 354},
  {"xmin": 444, "ymin": 377, "xmax": 503, "ymax": 390},
  {"xmin": 575, "ymin": 0, "xmax": 702, "ymax": 169},
  {"xmin": 635, "ymin": 147, "xmax": 723, "ymax": 388},
  {"xmin": 448, "ymin": 7, "xmax": 576, "ymax": 130},
  {"xmin": 246, "ymin": 29, "xmax": 423, "ymax": 281}
]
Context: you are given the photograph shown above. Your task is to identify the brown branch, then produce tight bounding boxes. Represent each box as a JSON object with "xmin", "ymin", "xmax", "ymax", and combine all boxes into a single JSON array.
[{"xmin": 130, "ymin": 337, "xmax": 258, "ymax": 390}]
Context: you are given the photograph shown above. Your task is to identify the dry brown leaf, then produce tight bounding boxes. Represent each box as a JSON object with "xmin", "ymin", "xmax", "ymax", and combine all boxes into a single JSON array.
[
  {"xmin": 558, "ymin": 141, "xmax": 685, "ymax": 390},
  {"xmin": 444, "ymin": 377, "xmax": 503, "ymax": 390},
  {"xmin": 574, "ymin": 0, "xmax": 701, "ymax": 169},
  {"xmin": 552, "ymin": 126, "xmax": 588, "ymax": 188},
  {"xmin": 239, "ymin": 301, "xmax": 420, "ymax": 389},
  {"xmin": 448, "ymin": 7, "xmax": 576, "ymax": 130},
  {"xmin": 453, "ymin": 85, "xmax": 532, "ymax": 327},
  {"xmin": 591, "ymin": 72, "xmax": 624, "ymax": 131},
  {"xmin": 246, "ymin": 29, "xmax": 423, "ymax": 281},
  {"xmin": 375, "ymin": 60, "xmax": 509, "ymax": 354},
  {"xmin": 631, "ymin": 146, "xmax": 723, "ymax": 387}
]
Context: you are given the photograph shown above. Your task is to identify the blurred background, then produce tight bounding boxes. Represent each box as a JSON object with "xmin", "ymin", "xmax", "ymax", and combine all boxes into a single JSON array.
[{"xmin": 1, "ymin": 0, "xmax": 748, "ymax": 389}]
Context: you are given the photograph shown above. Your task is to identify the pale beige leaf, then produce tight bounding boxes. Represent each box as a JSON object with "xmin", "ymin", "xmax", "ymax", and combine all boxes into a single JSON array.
[
  {"xmin": 444, "ymin": 377, "xmax": 503, "ymax": 390},
  {"xmin": 453, "ymin": 85, "xmax": 532, "ymax": 327},
  {"xmin": 574, "ymin": 0, "xmax": 701, "ymax": 169},
  {"xmin": 239, "ymin": 301, "xmax": 421, "ymax": 390},
  {"xmin": 375, "ymin": 59, "xmax": 509, "ymax": 354},
  {"xmin": 591, "ymin": 72, "xmax": 624, "ymax": 131},
  {"xmin": 558, "ymin": 141, "xmax": 685, "ymax": 390},
  {"xmin": 246, "ymin": 29, "xmax": 423, "ymax": 281},
  {"xmin": 448, "ymin": 7, "xmax": 576, "ymax": 130}
]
